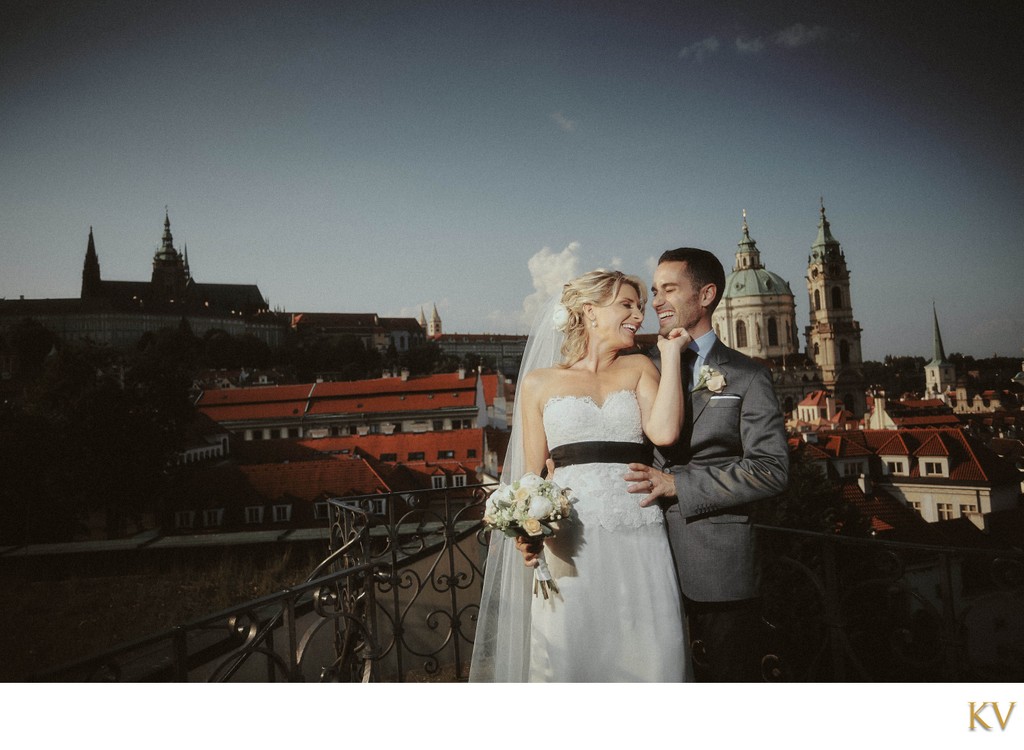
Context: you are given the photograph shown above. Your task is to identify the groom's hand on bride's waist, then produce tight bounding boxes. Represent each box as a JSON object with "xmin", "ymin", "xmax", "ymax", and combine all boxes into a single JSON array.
[{"xmin": 624, "ymin": 463, "xmax": 677, "ymax": 508}]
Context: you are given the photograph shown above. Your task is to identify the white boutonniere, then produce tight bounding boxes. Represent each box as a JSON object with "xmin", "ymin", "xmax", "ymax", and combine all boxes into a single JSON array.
[{"xmin": 693, "ymin": 365, "xmax": 726, "ymax": 393}]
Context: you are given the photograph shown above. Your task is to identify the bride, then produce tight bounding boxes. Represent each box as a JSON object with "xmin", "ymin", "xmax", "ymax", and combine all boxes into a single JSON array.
[{"xmin": 470, "ymin": 269, "xmax": 691, "ymax": 682}]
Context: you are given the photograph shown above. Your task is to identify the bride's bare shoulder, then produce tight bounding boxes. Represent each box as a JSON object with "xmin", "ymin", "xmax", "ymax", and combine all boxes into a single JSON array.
[{"xmin": 521, "ymin": 366, "xmax": 565, "ymax": 394}]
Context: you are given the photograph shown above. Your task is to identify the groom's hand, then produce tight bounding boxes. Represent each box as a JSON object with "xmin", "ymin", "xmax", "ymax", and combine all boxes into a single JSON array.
[{"xmin": 625, "ymin": 463, "xmax": 677, "ymax": 508}]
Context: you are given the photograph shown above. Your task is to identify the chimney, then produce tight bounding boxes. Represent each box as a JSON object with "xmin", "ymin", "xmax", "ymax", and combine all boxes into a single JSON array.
[
  {"xmin": 858, "ymin": 473, "xmax": 872, "ymax": 494},
  {"xmin": 401, "ymin": 368, "xmax": 410, "ymax": 381},
  {"xmin": 458, "ymin": 367, "xmax": 466, "ymax": 380}
]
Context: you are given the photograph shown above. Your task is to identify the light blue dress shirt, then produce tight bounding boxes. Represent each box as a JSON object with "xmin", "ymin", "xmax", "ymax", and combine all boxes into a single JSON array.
[{"xmin": 687, "ymin": 329, "xmax": 718, "ymax": 390}]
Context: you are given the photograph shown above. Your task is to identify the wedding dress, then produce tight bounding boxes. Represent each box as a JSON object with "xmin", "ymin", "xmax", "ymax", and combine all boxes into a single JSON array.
[{"xmin": 526, "ymin": 389, "xmax": 688, "ymax": 682}]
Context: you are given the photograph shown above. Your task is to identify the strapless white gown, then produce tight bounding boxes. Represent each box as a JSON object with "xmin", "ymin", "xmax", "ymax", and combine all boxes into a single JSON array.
[{"xmin": 528, "ymin": 390, "xmax": 689, "ymax": 682}]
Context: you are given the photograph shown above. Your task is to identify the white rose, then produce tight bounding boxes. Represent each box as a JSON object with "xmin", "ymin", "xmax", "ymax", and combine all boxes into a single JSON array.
[
  {"xmin": 528, "ymin": 495, "xmax": 554, "ymax": 520},
  {"xmin": 518, "ymin": 473, "xmax": 544, "ymax": 491},
  {"xmin": 552, "ymin": 305, "xmax": 570, "ymax": 331}
]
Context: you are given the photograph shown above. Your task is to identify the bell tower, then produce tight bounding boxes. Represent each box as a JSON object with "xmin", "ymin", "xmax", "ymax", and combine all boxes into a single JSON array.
[
  {"xmin": 805, "ymin": 200, "xmax": 866, "ymax": 416},
  {"xmin": 150, "ymin": 210, "xmax": 188, "ymax": 302},
  {"xmin": 925, "ymin": 304, "xmax": 956, "ymax": 398}
]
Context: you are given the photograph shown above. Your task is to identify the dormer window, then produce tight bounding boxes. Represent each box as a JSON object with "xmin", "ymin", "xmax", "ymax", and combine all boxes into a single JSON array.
[{"xmin": 432, "ymin": 475, "xmax": 447, "ymax": 489}]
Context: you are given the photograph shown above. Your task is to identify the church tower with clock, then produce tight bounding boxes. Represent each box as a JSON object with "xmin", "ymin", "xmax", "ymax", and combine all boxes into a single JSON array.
[{"xmin": 804, "ymin": 200, "xmax": 866, "ymax": 416}]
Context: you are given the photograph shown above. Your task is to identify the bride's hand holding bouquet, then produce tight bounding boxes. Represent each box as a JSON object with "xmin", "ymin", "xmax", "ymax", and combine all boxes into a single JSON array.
[{"xmin": 483, "ymin": 471, "xmax": 576, "ymax": 599}]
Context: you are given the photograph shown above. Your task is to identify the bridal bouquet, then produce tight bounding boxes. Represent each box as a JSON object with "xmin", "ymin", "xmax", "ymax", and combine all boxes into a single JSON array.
[{"xmin": 483, "ymin": 473, "xmax": 576, "ymax": 599}]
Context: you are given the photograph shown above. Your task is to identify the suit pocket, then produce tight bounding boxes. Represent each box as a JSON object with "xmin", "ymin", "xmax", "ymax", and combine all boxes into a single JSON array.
[
  {"xmin": 709, "ymin": 513, "xmax": 751, "ymax": 524},
  {"xmin": 708, "ymin": 399, "xmax": 740, "ymax": 409}
]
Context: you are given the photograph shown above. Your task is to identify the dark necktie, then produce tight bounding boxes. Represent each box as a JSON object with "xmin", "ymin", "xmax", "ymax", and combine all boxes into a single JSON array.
[{"xmin": 665, "ymin": 349, "xmax": 698, "ymax": 468}]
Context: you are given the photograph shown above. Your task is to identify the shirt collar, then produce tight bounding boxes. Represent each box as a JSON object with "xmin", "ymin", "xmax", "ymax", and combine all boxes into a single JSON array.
[{"xmin": 689, "ymin": 329, "xmax": 717, "ymax": 362}]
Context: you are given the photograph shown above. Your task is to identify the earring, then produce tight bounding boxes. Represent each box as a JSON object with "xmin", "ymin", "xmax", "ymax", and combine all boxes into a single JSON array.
[{"xmin": 591, "ymin": 320, "xmax": 597, "ymax": 328}]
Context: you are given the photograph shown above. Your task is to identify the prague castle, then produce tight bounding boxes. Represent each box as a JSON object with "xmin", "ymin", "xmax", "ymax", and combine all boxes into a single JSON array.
[
  {"xmin": 0, "ymin": 213, "xmax": 286, "ymax": 348},
  {"xmin": 713, "ymin": 202, "xmax": 867, "ymax": 417}
]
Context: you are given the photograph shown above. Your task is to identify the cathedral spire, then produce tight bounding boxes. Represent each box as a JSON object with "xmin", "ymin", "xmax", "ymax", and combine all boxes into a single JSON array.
[
  {"xmin": 81, "ymin": 226, "xmax": 102, "ymax": 298},
  {"xmin": 930, "ymin": 303, "xmax": 949, "ymax": 365},
  {"xmin": 811, "ymin": 198, "xmax": 842, "ymax": 262}
]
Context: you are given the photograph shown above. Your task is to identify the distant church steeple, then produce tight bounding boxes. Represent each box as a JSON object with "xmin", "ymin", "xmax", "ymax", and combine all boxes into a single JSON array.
[
  {"xmin": 428, "ymin": 303, "xmax": 442, "ymax": 339},
  {"xmin": 804, "ymin": 200, "xmax": 866, "ymax": 416},
  {"xmin": 925, "ymin": 304, "xmax": 956, "ymax": 397},
  {"xmin": 81, "ymin": 226, "xmax": 103, "ymax": 298},
  {"xmin": 150, "ymin": 210, "xmax": 188, "ymax": 301},
  {"xmin": 733, "ymin": 209, "xmax": 763, "ymax": 271}
]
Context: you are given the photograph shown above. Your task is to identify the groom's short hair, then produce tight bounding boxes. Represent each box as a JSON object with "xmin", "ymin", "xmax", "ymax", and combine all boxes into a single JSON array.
[{"xmin": 658, "ymin": 247, "xmax": 726, "ymax": 312}]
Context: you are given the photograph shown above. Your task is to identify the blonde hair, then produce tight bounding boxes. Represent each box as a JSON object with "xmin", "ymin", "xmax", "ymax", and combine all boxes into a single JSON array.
[{"xmin": 558, "ymin": 269, "xmax": 647, "ymax": 367}]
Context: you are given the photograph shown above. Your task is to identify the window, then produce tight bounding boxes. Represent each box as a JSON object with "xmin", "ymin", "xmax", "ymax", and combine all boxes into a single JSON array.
[
  {"xmin": 380, "ymin": 453, "xmax": 398, "ymax": 462},
  {"xmin": 813, "ymin": 342, "xmax": 820, "ymax": 357},
  {"xmin": 462, "ymin": 420, "xmax": 472, "ymax": 429},
  {"xmin": 937, "ymin": 503, "xmax": 953, "ymax": 521},
  {"xmin": 273, "ymin": 504, "xmax": 292, "ymax": 523},
  {"xmin": 467, "ymin": 449, "xmax": 477, "ymax": 458},
  {"xmin": 814, "ymin": 289, "xmax": 821, "ymax": 311},
  {"xmin": 908, "ymin": 501, "xmax": 922, "ymax": 513},
  {"xmin": 767, "ymin": 318, "xmax": 778, "ymax": 347},
  {"xmin": 840, "ymin": 340, "xmax": 850, "ymax": 365},
  {"xmin": 438, "ymin": 450, "xmax": 455, "ymax": 459},
  {"xmin": 843, "ymin": 462, "xmax": 864, "ymax": 477},
  {"xmin": 432, "ymin": 475, "xmax": 447, "ymax": 489},
  {"xmin": 313, "ymin": 502, "xmax": 330, "ymax": 520},
  {"xmin": 924, "ymin": 461, "xmax": 942, "ymax": 476},
  {"xmin": 886, "ymin": 461, "xmax": 903, "ymax": 475},
  {"xmin": 453, "ymin": 474, "xmax": 467, "ymax": 487},
  {"xmin": 433, "ymin": 420, "xmax": 444, "ymax": 431},
  {"xmin": 831, "ymin": 286, "xmax": 843, "ymax": 309},
  {"xmin": 203, "ymin": 508, "xmax": 224, "ymax": 527},
  {"xmin": 959, "ymin": 503, "xmax": 978, "ymax": 516},
  {"xmin": 245, "ymin": 506, "xmax": 264, "ymax": 524},
  {"xmin": 174, "ymin": 511, "xmax": 195, "ymax": 529},
  {"xmin": 735, "ymin": 320, "xmax": 747, "ymax": 348},
  {"xmin": 408, "ymin": 451, "xmax": 425, "ymax": 461}
]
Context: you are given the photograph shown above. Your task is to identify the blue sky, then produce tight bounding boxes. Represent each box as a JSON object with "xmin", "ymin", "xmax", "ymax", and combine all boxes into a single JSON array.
[{"xmin": 2, "ymin": 0, "xmax": 1022, "ymax": 361}]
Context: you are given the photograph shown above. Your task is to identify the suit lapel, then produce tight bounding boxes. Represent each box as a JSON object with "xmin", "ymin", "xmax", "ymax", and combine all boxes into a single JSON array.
[{"xmin": 691, "ymin": 340, "xmax": 730, "ymax": 426}]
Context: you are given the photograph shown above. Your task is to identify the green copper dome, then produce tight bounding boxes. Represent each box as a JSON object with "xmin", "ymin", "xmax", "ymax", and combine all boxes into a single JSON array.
[
  {"xmin": 722, "ymin": 211, "xmax": 794, "ymax": 299},
  {"xmin": 722, "ymin": 267, "xmax": 794, "ymax": 299}
]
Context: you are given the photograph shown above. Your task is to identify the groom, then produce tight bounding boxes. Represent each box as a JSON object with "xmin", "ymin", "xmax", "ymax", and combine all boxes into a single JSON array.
[{"xmin": 626, "ymin": 247, "xmax": 789, "ymax": 682}]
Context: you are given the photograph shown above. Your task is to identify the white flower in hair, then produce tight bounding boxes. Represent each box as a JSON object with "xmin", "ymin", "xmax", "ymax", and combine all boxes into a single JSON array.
[{"xmin": 552, "ymin": 304, "xmax": 570, "ymax": 331}]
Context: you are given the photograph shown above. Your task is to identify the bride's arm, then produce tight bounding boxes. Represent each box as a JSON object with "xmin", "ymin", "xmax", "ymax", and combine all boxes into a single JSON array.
[
  {"xmin": 519, "ymin": 369, "xmax": 550, "ymax": 476},
  {"xmin": 636, "ymin": 329, "xmax": 690, "ymax": 446}
]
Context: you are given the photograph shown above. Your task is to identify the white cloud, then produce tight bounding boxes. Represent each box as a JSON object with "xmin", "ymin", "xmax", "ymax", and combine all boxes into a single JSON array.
[
  {"xmin": 774, "ymin": 23, "xmax": 828, "ymax": 48},
  {"xmin": 735, "ymin": 36, "xmax": 765, "ymax": 54},
  {"xmin": 678, "ymin": 36, "xmax": 720, "ymax": 62},
  {"xmin": 520, "ymin": 242, "xmax": 582, "ymax": 328},
  {"xmin": 609, "ymin": 256, "xmax": 623, "ymax": 269},
  {"xmin": 644, "ymin": 255, "xmax": 659, "ymax": 277},
  {"xmin": 551, "ymin": 112, "xmax": 576, "ymax": 132}
]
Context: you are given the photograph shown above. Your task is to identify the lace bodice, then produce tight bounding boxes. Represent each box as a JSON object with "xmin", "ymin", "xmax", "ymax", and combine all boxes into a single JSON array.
[
  {"xmin": 542, "ymin": 390, "xmax": 661, "ymax": 530},
  {"xmin": 542, "ymin": 389, "xmax": 644, "ymax": 448}
]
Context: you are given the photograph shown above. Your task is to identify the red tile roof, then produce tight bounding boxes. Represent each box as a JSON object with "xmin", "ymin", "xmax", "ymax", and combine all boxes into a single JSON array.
[
  {"xmin": 297, "ymin": 429, "xmax": 485, "ymax": 464},
  {"xmin": 812, "ymin": 428, "xmax": 1021, "ymax": 486},
  {"xmin": 195, "ymin": 372, "xmax": 482, "ymax": 422}
]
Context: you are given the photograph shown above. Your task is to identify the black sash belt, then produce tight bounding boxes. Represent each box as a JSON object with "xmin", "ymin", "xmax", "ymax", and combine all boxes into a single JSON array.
[{"xmin": 549, "ymin": 441, "xmax": 653, "ymax": 468}]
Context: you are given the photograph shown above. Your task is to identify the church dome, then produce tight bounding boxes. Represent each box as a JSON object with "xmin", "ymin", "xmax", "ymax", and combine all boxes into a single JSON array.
[
  {"xmin": 722, "ymin": 211, "xmax": 795, "ymax": 300},
  {"xmin": 722, "ymin": 267, "xmax": 793, "ymax": 299}
]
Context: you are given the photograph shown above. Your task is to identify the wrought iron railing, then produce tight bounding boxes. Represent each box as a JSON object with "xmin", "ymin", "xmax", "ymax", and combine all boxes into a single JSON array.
[
  {"xmin": 33, "ymin": 485, "xmax": 1024, "ymax": 682},
  {"xmin": 33, "ymin": 483, "xmax": 492, "ymax": 682}
]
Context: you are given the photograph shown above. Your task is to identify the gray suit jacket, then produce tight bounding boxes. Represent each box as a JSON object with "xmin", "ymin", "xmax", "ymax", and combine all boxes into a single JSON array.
[{"xmin": 654, "ymin": 338, "xmax": 789, "ymax": 602}]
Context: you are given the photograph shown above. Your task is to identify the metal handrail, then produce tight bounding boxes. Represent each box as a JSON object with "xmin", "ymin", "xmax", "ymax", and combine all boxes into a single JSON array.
[{"xmin": 33, "ymin": 483, "xmax": 1024, "ymax": 682}]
